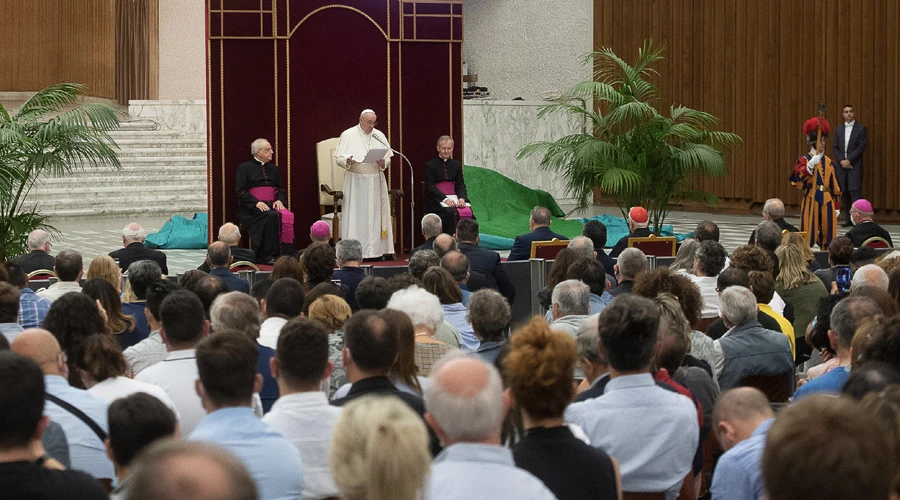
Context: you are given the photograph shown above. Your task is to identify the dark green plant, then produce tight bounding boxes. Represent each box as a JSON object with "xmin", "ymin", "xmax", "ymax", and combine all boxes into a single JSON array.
[
  {"xmin": 517, "ymin": 40, "xmax": 741, "ymax": 233},
  {"xmin": 0, "ymin": 83, "xmax": 120, "ymax": 260}
]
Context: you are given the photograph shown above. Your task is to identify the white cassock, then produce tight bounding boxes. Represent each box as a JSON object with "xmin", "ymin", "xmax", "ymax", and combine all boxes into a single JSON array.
[{"xmin": 334, "ymin": 125, "xmax": 395, "ymax": 258}]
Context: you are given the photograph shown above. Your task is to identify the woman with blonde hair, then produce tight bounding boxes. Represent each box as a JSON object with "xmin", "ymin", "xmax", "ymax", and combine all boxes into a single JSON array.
[
  {"xmin": 308, "ymin": 294, "xmax": 352, "ymax": 397},
  {"xmin": 330, "ymin": 395, "xmax": 431, "ymax": 500},
  {"xmin": 504, "ymin": 316, "xmax": 621, "ymax": 500},
  {"xmin": 775, "ymin": 244, "xmax": 828, "ymax": 360},
  {"xmin": 86, "ymin": 255, "xmax": 122, "ymax": 293},
  {"xmin": 782, "ymin": 231, "xmax": 822, "ymax": 272}
]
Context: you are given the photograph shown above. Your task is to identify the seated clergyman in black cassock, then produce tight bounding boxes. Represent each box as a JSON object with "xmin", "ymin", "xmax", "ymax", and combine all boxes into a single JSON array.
[{"xmin": 424, "ymin": 135, "xmax": 473, "ymax": 235}]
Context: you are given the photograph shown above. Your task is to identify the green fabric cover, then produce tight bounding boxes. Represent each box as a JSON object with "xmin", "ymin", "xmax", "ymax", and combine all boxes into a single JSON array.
[
  {"xmin": 144, "ymin": 213, "xmax": 209, "ymax": 249},
  {"xmin": 464, "ymin": 166, "xmax": 586, "ymax": 250}
]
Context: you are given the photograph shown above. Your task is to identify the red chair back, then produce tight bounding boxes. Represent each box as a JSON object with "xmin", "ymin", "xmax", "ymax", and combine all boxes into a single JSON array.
[
  {"xmin": 628, "ymin": 235, "xmax": 677, "ymax": 257},
  {"xmin": 530, "ymin": 238, "xmax": 569, "ymax": 260}
]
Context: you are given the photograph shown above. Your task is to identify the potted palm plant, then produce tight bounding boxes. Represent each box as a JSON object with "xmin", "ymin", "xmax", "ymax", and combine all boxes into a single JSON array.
[
  {"xmin": 517, "ymin": 40, "xmax": 741, "ymax": 233},
  {"xmin": 0, "ymin": 83, "xmax": 120, "ymax": 260}
]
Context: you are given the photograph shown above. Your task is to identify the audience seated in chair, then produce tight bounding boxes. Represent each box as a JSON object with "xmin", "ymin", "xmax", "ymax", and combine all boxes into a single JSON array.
[
  {"xmin": 209, "ymin": 292, "xmax": 279, "ymax": 413},
  {"xmin": 456, "ymin": 218, "xmax": 516, "ymax": 304},
  {"xmin": 610, "ymin": 206, "xmax": 652, "ymax": 258},
  {"xmin": 410, "ymin": 213, "xmax": 442, "ymax": 258},
  {"xmin": 109, "ymin": 223, "xmax": 168, "ymax": 275},
  {"xmin": 466, "ymin": 289, "xmax": 510, "ymax": 366},
  {"xmin": 36, "ymin": 249, "xmax": 83, "ymax": 302},
  {"xmin": 10, "ymin": 229, "xmax": 56, "ymax": 274},
  {"xmin": 747, "ymin": 198, "xmax": 798, "ymax": 244},
  {"xmin": 507, "ymin": 206, "xmax": 568, "ymax": 261},
  {"xmin": 688, "ymin": 241, "xmax": 728, "ymax": 319},
  {"xmin": 4, "ymin": 262, "xmax": 52, "ymax": 331},
  {"xmin": 564, "ymin": 295, "xmax": 698, "ymax": 498},
  {"xmin": 710, "ymin": 387, "xmax": 774, "ymax": 500},
  {"xmin": 206, "ymin": 242, "xmax": 249, "ymax": 294},
  {"xmin": 123, "ymin": 279, "xmax": 179, "ymax": 376},
  {"xmin": 845, "ymin": 199, "xmax": 893, "ymax": 248},
  {"xmin": 257, "ymin": 278, "xmax": 304, "ymax": 350},
  {"xmin": 11, "ymin": 329, "xmax": 115, "ymax": 481},
  {"xmin": 711, "ymin": 287, "xmax": 794, "ymax": 392},
  {"xmin": 199, "ymin": 223, "xmax": 256, "ymax": 272},
  {"xmin": 332, "ymin": 239, "xmax": 366, "ymax": 310},
  {"xmin": 612, "ymin": 248, "xmax": 647, "ymax": 297},
  {"xmin": 424, "ymin": 354, "xmax": 557, "ymax": 500},
  {"xmin": 189, "ymin": 332, "xmax": 303, "ymax": 500},
  {"xmin": 0, "ymin": 350, "xmax": 109, "ymax": 499}
]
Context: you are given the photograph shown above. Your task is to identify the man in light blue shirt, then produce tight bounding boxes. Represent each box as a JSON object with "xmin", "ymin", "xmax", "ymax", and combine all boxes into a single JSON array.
[
  {"xmin": 11, "ymin": 328, "xmax": 114, "ymax": 480},
  {"xmin": 710, "ymin": 387, "xmax": 775, "ymax": 500},
  {"xmin": 565, "ymin": 295, "xmax": 698, "ymax": 499},
  {"xmin": 424, "ymin": 355, "xmax": 556, "ymax": 500},
  {"xmin": 189, "ymin": 331, "xmax": 303, "ymax": 500}
]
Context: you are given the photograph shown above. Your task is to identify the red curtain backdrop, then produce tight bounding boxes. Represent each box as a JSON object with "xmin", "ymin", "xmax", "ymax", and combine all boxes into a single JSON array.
[{"xmin": 207, "ymin": 0, "xmax": 463, "ymax": 250}]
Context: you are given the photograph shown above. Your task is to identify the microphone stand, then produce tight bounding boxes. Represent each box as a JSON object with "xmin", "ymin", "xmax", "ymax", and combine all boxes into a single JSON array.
[{"xmin": 374, "ymin": 134, "xmax": 415, "ymax": 254}]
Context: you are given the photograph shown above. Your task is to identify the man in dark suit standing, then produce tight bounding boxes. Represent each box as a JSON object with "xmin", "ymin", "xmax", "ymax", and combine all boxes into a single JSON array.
[
  {"xmin": 833, "ymin": 105, "xmax": 868, "ymax": 227},
  {"xmin": 455, "ymin": 219, "xmax": 515, "ymax": 305},
  {"xmin": 10, "ymin": 230, "xmax": 55, "ymax": 274},
  {"xmin": 198, "ymin": 223, "xmax": 255, "ymax": 272},
  {"xmin": 506, "ymin": 206, "xmax": 568, "ymax": 261},
  {"xmin": 409, "ymin": 214, "xmax": 442, "ymax": 259},
  {"xmin": 109, "ymin": 223, "xmax": 168, "ymax": 275},
  {"xmin": 205, "ymin": 242, "xmax": 249, "ymax": 293}
]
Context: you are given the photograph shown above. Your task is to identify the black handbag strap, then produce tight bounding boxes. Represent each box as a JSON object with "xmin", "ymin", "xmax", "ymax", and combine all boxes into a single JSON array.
[{"xmin": 45, "ymin": 393, "xmax": 107, "ymax": 442}]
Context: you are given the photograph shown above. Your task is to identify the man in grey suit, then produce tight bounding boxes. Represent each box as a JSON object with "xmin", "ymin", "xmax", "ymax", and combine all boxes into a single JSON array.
[{"xmin": 832, "ymin": 104, "xmax": 867, "ymax": 227}]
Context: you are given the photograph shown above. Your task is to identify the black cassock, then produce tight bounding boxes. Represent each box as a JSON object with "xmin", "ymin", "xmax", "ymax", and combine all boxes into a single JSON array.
[
  {"xmin": 424, "ymin": 156, "xmax": 471, "ymax": 234},
  {"xmin": 235, "ymin": 158, "xmax": 287, "ymax": 263}
]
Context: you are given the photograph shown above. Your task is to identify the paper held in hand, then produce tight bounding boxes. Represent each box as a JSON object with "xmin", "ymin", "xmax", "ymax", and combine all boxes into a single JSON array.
[
  {"xmin": 440, "ymin": 195, "xmax": 470, "ymax": 208},
  {"xmin": 360, "ymin": 148, "xmax": 389, "ymax": 164}
]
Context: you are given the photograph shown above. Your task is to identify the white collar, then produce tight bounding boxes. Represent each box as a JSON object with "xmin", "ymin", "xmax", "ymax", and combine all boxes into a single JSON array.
[{"xmin": 845, "ymin": 120, "xmax": 855, "ymax": 127}]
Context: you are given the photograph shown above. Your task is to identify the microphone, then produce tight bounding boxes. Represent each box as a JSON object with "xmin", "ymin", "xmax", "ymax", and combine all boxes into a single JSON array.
[{"xmin": 373, "ymin": 134, "xmax": 415, "ymax": 254}]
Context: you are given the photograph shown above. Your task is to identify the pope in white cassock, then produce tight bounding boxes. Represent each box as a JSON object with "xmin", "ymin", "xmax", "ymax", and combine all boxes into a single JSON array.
[{"xmin": 334, "ymin": 109, "xmax": 395, "ymax": 259}]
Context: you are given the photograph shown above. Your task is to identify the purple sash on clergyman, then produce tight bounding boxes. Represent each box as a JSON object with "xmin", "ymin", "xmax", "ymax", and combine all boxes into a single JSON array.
[
  {"xmin": 435, "ymin": 181, "xmax": 473, "ymax": 219},
  {"xmin": 249, "ymin": 186, "xmax": 277, "ymax": 202},
  {"xmin": 249, "ymin": 187, "xmax": 294, "ymax": 243}
]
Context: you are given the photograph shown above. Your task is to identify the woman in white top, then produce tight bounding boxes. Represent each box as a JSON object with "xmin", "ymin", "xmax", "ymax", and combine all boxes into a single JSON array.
[{"xmin": 77, "ymin": 333, "xmax": 179, "ymax": 417}]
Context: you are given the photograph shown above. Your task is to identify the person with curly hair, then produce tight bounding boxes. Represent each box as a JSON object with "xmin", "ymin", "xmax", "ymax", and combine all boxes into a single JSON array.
[
  {"xmin": 301, "ymin": 242, "xmax": 338, "ymax": 290},
  {"xmin": 505, "ymin": 317, "xmax": 621, "ymax": 500},
  {"xmin": 689, "ymin": 240, "xmax": 728, "ymax": 319},
  {"xmin": 633, "ymin": 267, "xmax": 716, "ymax": 371},
  {"xmin": 308, "ymin": 294, "xmax": 352, "ymax": 398}
]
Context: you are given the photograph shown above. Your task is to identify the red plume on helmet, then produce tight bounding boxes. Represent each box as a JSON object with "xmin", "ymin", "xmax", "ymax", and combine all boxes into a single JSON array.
[{"xmin": 803, "ymin": 117, "xmax": 831, "ymax": 136}]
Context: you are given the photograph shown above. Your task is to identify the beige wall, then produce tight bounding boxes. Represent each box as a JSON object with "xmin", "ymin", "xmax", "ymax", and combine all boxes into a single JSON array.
[
  {"xmin": 158, "ymin": 0, "xmax": 206, "ymax": 100},
  {"xmin": 462, "ymin": 0, "xmax": 593, "ymax": 100}
]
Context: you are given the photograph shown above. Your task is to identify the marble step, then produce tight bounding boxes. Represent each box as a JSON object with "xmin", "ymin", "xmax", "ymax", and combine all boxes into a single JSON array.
[
  {"xmin": 32, "ymin": 173, "xmax": 204, "ymax": 187},
  {"xmin": 116, "ymin": 147, "xmax": 206, "ymax": 158},
  {"xmin": 46, "ymin": 203, "xmax": 208, "ymax": 220},
  {"xmin": 36, "ymin": 165, "xmax": 207, "ymax": 179},
  {"xmin": 108, "ymin": 130, "xmax": 205, "ymax": 140},
  {"xmin": 113, "ymin": 138, "xmax": 206, "ymax": 148},
  {"xmin": 31, "ymin": 196, "xmax": 207, "ymax": 215},
  {"xmin": 115, "ymin": 119, "xmax": 161, "ymax": 131}
]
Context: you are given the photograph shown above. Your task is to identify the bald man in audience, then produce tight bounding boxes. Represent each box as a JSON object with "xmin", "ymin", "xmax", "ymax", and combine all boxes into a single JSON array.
[
  {"xmin": 11, "ymin": 329, "xmax": 114, "ymax": 480},
  {"xmin": 425, "ymin": 355, "xmax": 556, "ymax": 500},
  {"xmin": 710, "ymin": 388, "xmax": 774, "ymax": 500},
  {"xmin": 109, "ymin": 223, "xmax": 168, "ymax": 274},
  {"xmin": 126, "ymin": 440, "xmax": 258, "ymax": 500},
  {"xmin": 199, "ymin": 223, "xmax": 256, "ymax": 272},
  {"xmin": 432, "ymin": 233, "xmax": 458, "ymax": 258}
]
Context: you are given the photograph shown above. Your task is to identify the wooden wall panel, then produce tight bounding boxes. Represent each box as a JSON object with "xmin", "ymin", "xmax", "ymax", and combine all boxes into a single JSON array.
[
  {"xmin": 594, "ymin": 0, "xmax": 900, "ymax": 219},
  {"xmin": 0, "ymin": 0, "xmax": 115, "ymax": 98}
]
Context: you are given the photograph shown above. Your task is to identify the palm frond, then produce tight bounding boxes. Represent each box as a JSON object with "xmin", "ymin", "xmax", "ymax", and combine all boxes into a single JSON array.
[{"xmin": 17, "ymin": 83, "xmax": 85, "ymax": 117}]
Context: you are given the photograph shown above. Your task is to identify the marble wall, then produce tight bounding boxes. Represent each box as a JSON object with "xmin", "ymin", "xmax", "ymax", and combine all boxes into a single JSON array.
[
  {"xmin": 128, "ymin": 100, "xmax": 206, "ymax": 133},
  {"xmin": 463, "ymin": 99, "xmax": 586, "ymax": 202}
]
